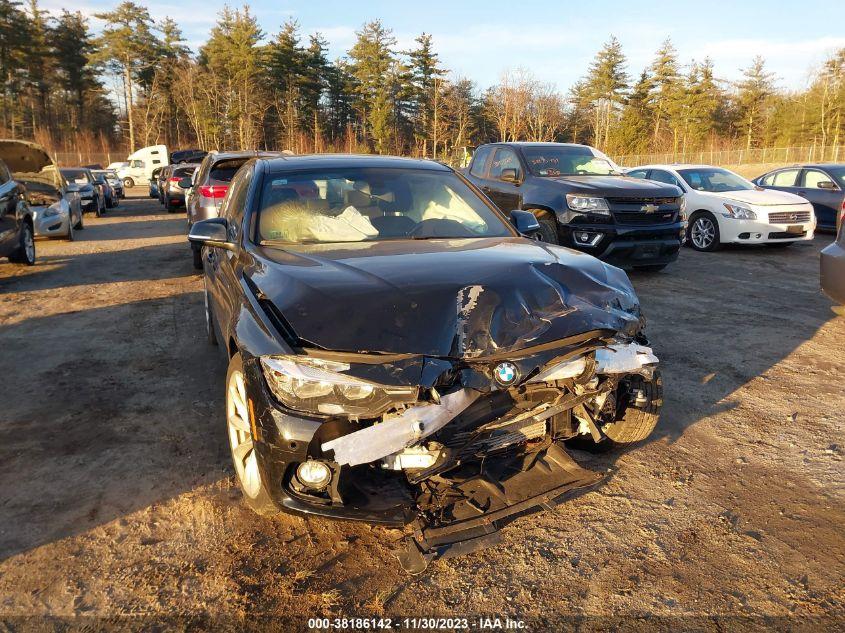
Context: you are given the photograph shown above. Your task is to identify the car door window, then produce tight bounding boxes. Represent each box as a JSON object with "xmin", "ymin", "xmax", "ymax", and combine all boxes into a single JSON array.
[
  {"xmin": 222, "ymin": 167, "xmax": 253, "ymax": 242},
  {"xmin": 627, "ymin": 169, "xmax": 648, "ymax": 179},
  {"xmin": 489, "ymin": 148, "xmax": 522, "ymax": 182},
  {"xmin": 772, "ymin": 169, "xmax": 799, "ymax": 186},
  {"xmin": 469, "ymin": 146, "xmax": 492, "ymax": 178},
  {"xmin": 803, "ymin": 169, "xmax": 838, "ymax": 189},
  {"xmin": 648, "ymin": 169, "xmax": 682, "ymax": 188}
]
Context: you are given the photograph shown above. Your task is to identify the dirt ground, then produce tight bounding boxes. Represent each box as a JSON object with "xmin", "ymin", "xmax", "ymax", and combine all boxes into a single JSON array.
[{"xmin": 1, "ymin": 191, "xmax": 843, "ymax": 630}]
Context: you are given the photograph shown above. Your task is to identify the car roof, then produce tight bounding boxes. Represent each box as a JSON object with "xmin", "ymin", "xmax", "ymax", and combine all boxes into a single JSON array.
[
  {"xmin": 209, "ymin": 150, "xmax": 285, "ymax": 163},
  {"xmin": 633, "ymin": 164, "xmax": 723, "ymax": 171},
  {"xmin": 262, "ymin": 153, "xmax": 451, "ymax": 172},
  {"xmin": 482, "ymin": 142, "xmax": 595, "ymax": 149}
]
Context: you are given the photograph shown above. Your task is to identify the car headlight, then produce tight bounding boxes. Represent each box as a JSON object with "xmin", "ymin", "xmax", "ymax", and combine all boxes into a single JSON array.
[
  {"xmin": 566, "ymin": 194, "xmax": 610, "ymax": 215},
  {"xmin": 260, "ymin": 356, "xmax": 418, "ymax": 417},
  {"xmin": 722, "ymin": 203, "xmax": 756, "ymax": 220},
  {"xmin": 678, "ymin": 195, "xmax": 687, "ymax": 220},
  {"xmin": 43, "ymin": 206, "xmax": 62, "ymax": 218}
]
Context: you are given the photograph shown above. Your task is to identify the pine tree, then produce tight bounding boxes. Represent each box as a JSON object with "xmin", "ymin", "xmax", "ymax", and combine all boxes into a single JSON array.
[
  {"xmin": 583, "ymin": 36, "xmax": 629, "ymax": 149},
  {"xmin": 348, "ymin": 20, "xmax": 397, "ymax": 153},
  {"xmin": 736, "ymin": 56, "xmax": 775, "ymax": 151},
  {"xmin": 649, "ymin": 38, "xmax": 680, "ymax": 147},
  {"xmin": 51, "ymin": 10, "xmax": 97, "ymax": 131},
  {"xmin": 406, "ymin": 33, "xmax": 445, "ymax": 156},
  {"xmin": 93, "ymin": 1, "xmax": 161, "ymax": 151}
]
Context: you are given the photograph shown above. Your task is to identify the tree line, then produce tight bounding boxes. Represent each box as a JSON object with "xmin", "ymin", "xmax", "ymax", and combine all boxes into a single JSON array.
[{"xmin": 2, "ymin": 0, "xmax": 844, "ymax": 162}]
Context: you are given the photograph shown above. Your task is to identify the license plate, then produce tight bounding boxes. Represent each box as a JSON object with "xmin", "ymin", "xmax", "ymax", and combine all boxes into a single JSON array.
[{"xmin": 787, "ymin": 225, "xmax": 803, "ymax": 234}]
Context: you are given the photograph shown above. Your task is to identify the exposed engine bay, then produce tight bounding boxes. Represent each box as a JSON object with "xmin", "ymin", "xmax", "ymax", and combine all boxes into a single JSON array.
[{"xmin": 263, "ymin": 339, "xmax": 661, "ymax": 573}]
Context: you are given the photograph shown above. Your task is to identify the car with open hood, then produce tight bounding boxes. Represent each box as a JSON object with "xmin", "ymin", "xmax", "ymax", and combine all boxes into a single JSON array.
[
  {"xmin": 0, "ymin": 139, "xmax": 83, "ymax": 243},
  {"xmin": 189, "ymin": 154, "xmax": 663, "ymax": 572},
  {"xmin": 464, "ymin": 142, "xmax": 686, "ymax": 272},
  {"xmin": 628, "ymin": 164, "xmax": 816, "ymax": 251}
]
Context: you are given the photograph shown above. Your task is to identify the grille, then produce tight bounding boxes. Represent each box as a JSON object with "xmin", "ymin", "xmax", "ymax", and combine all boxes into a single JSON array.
[
  {"xmin": 606, "ymin": 197, "xmax": 678, "ymax": 205},
  {"xmin": 768, "ymin": 230, "xmax": 807, "ymax": 239},
  {"xmin": 612, "ymin": 211, "xmax": 677, "ymax": 225},
  {"xmin": 607, "ymin": 196, "xmax": 680, "ymax": 226},
  {"xmin": 768, "ymin": 210, "xmax": 811, "ymax": 224},
  {"xmin": 446, "ymin": 417, "xmax": 548, "ymax": 456}
]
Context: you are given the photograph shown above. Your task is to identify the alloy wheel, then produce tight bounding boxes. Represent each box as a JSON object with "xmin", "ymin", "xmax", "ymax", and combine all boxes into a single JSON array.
[
  {"xmin": 226, "ymin": 368, "xmax": 261, "ymax": 497},
  {"xmin": 691, "ymin": 216, "xmax": 715, "ymax": 249}
]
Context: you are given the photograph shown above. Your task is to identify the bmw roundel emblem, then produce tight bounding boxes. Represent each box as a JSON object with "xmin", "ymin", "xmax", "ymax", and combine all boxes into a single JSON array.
[{"xmin": 494, "ymin": 362, "xmax": 519, "ymax": 386}]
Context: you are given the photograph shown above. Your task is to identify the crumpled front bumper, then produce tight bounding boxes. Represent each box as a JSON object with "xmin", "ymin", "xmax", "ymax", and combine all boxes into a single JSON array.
[{"xmin": 241, "ymin": 338, "xmax": 660, "ymax": 570}]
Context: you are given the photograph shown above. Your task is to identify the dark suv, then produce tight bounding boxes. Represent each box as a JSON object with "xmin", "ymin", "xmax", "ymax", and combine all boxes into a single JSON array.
[
  {"xmin": 464, "ymin": 142, "xmax": 685, "ymax": 271},
  {"xmin": 0, "ymin": 158, "xmax": 36, "ymax": 265}
]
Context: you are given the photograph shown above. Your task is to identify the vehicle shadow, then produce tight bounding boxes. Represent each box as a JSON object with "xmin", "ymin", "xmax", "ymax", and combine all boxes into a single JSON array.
[{"xmin": 626, "ymin": 236, "xmax": 835, "ymax": 446}]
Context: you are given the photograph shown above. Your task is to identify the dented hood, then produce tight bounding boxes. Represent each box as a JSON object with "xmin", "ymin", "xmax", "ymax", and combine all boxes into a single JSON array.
[{"xmin": 251, "ymin": 237, "xmax": 641, "ymax": 358}]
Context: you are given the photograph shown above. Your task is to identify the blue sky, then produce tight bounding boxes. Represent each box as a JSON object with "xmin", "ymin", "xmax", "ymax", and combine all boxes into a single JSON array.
[{"xmin": 43, "ymin": 0, "xmax": 845, "ymax": 91}]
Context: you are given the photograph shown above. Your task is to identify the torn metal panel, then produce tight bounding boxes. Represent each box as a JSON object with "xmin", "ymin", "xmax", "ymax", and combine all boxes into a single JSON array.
[
  {"xmin": 321, "ymin": 389, "xmax": 479, "ymax": 466},
  {"xmin": 595, "ymin": 343, "xmax": 658, "ymax": 375}
]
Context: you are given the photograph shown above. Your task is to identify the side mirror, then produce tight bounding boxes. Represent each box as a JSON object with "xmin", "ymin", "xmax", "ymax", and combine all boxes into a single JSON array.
[
  {"xmin": 817, "ymin": 180, "xmax": 838, "ymax": 190},
  {"xmin": 188, "ymin": 217, "xmax": 235, "ymax": 251},
  {"xmin": 178, "ymin": 177, "xmax": 192, "ymax": 189},
  {"xmin": 510, "ymin": 210, "xmax": 541, "ymax": 237},
  {"xmin": 500, "ymin": 168, "xmax": 521, "ymax": 184}
]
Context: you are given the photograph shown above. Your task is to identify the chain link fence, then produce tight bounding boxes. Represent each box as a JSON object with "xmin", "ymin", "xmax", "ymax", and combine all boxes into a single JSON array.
[
  {"xmin": 611, "ymin": 145, "xmax": 845, "ymax": 168},
  {"xmin": 52, "ymin": 151, "xmax": 124, "ymax": 168}
]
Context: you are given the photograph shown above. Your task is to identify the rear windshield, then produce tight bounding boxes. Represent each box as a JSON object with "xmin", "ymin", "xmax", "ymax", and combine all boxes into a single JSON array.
[
  {"xmin": 173, "ymin": 166, "xmax": 196, "ymax": 177},
  {"xmin": 210, "ymin": 158, "xmax": 249, "ymax": 183},
  {"xmin": 61, "ymin": 169, "xmax": 90, "ymax": 183}
]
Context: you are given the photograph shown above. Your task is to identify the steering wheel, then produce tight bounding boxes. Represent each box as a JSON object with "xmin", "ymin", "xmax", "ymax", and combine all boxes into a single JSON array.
[{"xmin": 408, "ymin": 218, "xmax": 476, "ymax": 238}]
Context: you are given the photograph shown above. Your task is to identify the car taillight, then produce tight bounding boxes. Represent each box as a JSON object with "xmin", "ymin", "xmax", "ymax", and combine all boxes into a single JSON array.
[
  {"xmin": 199, "ymin": 185, "xmax": 228, "ymax": 199},
  {"xmin": 170, "ymin": 177, "xmax": 181, "ymax": 183}
]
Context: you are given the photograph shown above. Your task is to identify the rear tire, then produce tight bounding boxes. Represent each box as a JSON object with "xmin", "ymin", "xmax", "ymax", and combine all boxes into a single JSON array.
[
  {"xmin": 205, "ymin": 284, "xmax": 218, "ymax": 346},
  {"xmin": 9, "ymin": 222, "xmax": 36, "ymax": 265},
  {"xmin": 193, "ymin": 246, "xmax": 204, "ymax": 271},
  {"xmin": 226, "ymin": 353, "xmax": 277, "ymax": 516},
  {"xmin": 123, "ymin": 177, "xmax": 134, "ymax": 189}
]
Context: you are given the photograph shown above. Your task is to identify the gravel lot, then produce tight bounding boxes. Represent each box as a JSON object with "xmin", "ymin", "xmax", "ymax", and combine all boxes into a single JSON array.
[{"xmin": 1, "ymin": 191, "xmax": 843, "ymax": 628}]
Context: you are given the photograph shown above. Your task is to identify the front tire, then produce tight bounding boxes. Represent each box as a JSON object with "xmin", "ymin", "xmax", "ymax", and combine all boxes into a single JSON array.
[
  {"xmin": 534, "ymin": 212, "xmax": 560, "ymax": 244},
  {"xmin": 95, "ymin": 196, "xmax": 103, "ymax": 218},
  {"xmin": 688, "ymin": 212, "xmax": 721, "ymax": 252},
  {"xmin": 226, "ymin": 353, "xmax": 277, "ymax": 516},
  {"xmin": 66, "ymin": 217, "xmax": 75, "ymax": 242},
  {"xmin": 74, "ymin": 210, "xmax": 84, "ymax": 230},
  {"xmin": 123, "ymin": 177, "xmax": 134, "ymax": 189},
  {"xmin": 9, "ymin": 222, "xmax": 36, "ymax": 265}
]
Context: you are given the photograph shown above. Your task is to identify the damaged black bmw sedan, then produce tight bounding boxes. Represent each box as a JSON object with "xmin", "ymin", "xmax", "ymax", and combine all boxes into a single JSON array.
[{"xmin": 189, "ymin": 154, "xmax": 662, "ymax": 572}]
